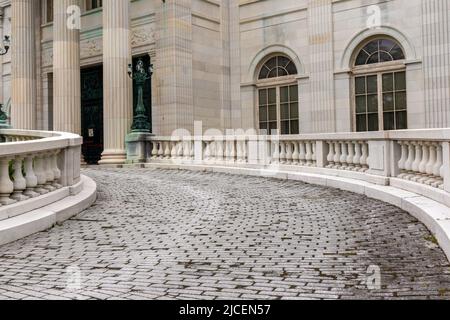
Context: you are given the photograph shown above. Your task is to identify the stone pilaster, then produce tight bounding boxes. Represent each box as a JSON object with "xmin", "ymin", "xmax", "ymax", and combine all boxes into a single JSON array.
[
  {"xmin": 53, "ymin": 0, "xmax": 81, "ymax": 135},
  {"xmin": 422, "ymin": 0, "xmax": 450, "ymax": 128},
  {"xmin": 308, "ymin": 0, "xmax": 335, "ymax": 133},
  {"xmin": 99, "ymin": 0, "xmax": 132, "ymax": 164},
  {"xmin": 154, "ymin": 0, "xmax": 194, "ymax": 135},
  {"xmin": 11, "ymin": 0, "xmax": 36, "ymax": 129}
]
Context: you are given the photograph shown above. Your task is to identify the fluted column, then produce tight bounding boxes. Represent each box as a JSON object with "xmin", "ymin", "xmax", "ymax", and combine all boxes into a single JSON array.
[
  {"xmin": 53, "ymin": 0, "xmax": 81, "ymax": 134},
  {"xmin": 11, "ymin": 0, "xmax": 36, "ymax": 129},
  {"xmin": 99, "ymin": 0, "xmax": 132, "ymax": 164}
]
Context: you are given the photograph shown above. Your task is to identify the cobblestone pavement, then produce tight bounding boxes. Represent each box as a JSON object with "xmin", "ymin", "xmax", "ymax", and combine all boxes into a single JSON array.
[{"xmin": 0, "ymin": 167, "xmax": 450, "ymax": 300}]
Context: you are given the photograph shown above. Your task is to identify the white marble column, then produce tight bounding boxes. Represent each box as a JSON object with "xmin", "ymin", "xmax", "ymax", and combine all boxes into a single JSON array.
[
  {"xmin": 11, "ymin": 0, "xmax": 36, "ymax": 129},
  {"xmin": 99, "ymin": 0, "xmax": 132, "ymax": 164},
  {"xmin": 53, "ymin": 0, "xmax": 81, "ymax": 135}
]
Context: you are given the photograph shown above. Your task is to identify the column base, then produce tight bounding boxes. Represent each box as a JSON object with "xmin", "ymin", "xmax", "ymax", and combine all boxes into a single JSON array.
[{"xmin": 99, "ymin": 150, "xmax": 127, "ymax": 165}]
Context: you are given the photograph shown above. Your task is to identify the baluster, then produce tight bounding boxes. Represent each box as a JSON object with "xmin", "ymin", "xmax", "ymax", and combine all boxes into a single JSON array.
[
  {"xmin": 11, "ymin": 156, "xmax": 29, "ymax": 201},
  {"xmin": 333, "ymin": 142, "xmax": 341, "ymax": 169},
  {"xmin": 23, "ymin": 155, "xmax": 39, "ymax": 198},
  {"xmin": 183, "ymin": 140, "xmax": 190, "ymax": 160},
  {"xmin": 404, "ymin": 141, "xmax": 415, "ymax": 179},
  {"xmin": 34, "ymin": 153, "xmax": 49, "ymax": 195},
  {"xmin": 43, "ymin": 152, "xmax": 56, "ymax": 191},
  {"xmin": 305, "ymin": 142, "xmax": 313, "ymax": 166},
  {"xmin": 190, "ymin": 140, "xmax": 195, "ymax": 160},
  {"xmin": 0, "ymin": 157, "xmax": 16, "ymax": 205},
  {"xmin": 432, "ymin": 143, "xmax": 443, "ymax": 188},
  {"xmin": 51, "ymin": 150, "xmax": 62, "ymax": 189},
  {"xmin": 347, "ymin": 142, "xmax": 355, "ymax": 170},
  {"xmin": 162, "ymin": 142, "xmax": 169, "ymax": 159},
  {"xmin": 230, "ymin": 139, "xmax": 236, "ymax": 163},
  {"xmin": 242, "ymin": 138, "xmax": 248, "ymax": 163},
  {"xmin": 151, "ymin": 141, "xmax": 158, "ymax": 159},
  {"xmin": 311, "ymin": 142, "xmax": 317, "ymax": 166},
  {"xmin": 272, "ymin": 140, "xmax": 280, "ymax": 164},
  {"xmin": 177, "ymin": 141, "xmax": 183, "ymax": 159},
  {"xmin": 417, "ymin": 142, "xmax": 429, "ymax": 183},
  {"xmin": 360, "ymin": 142, "xmax": 369, "ymax": 172},
  {"xmin": 216, "ymin": 139, "xmax": 224, "ymax": 163},
  {"xmin": 299, "ymin": 142, "xmax": 306, "ymax": 165},
  {"xmin": 424, "ymin": 142, "xmax": 437, "ymax": 185},
  {"xmin": 236, "ymin": 139, "xmax": 244, "ymax": 163},
  {"xmin": 279, "ymin": 142, "xmax": 286, "ymax": 164},
  {"xmin": 353, "ymin": 142, "xmax": 362, "ymax": 171},
  {"xmin": 340, "ymin": 142, "xmax": 348, "ymax": 170},
  {"xmin": 204, "ymin": 141, "xmax": 211, "ymax": 162},
  {"xmin": 397, "ymin": 141, "xmax": 408, "ymax": 178},
  {"xmin": 411, "ymin": 141, "xmax": 422, "ymax": 181},
  {"xmin": 285, "ymin": 142, "xmax": 293, "ymax": 165},
  {"xmin": 292, "ymin": 142, "xmax": 299, "ymax": 165},
  {"xmin": 326, "ymin": 142, "xmax": 334, "ymax": 168}
]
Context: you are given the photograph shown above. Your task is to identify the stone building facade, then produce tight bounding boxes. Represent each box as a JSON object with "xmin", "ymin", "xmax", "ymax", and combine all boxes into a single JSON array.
[{"xmin": 0, "ymin": 0, "xmax": 449, "ymax": 164}]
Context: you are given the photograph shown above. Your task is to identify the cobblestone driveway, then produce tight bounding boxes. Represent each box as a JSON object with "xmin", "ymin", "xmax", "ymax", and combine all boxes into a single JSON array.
[{"xmin": 0, "ymin": 167, "xmax": 450, "ymax": 300}]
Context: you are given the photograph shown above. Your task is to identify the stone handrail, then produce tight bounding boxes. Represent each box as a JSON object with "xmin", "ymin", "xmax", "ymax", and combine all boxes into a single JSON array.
[
  {"xmin": 0, "ymin": 129, "xmax": 82, "ymax": 208},
  {"xmin": 127, "ymin": 129, "xmax": 450, "ymax": 207}
]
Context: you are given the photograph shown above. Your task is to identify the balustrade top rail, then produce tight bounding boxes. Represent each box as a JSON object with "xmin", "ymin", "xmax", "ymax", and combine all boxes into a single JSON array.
[
  {"xmin": 0, "ymin": 130, "xmax": 82, "ymax": 158},
  {"xmin": 148, "ymin": 129, "xmax": 450, "ymax": 142}
]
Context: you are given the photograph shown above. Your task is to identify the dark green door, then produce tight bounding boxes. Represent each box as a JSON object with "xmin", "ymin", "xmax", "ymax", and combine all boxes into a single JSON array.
[
  {"xmin": 132, "ymin": 55, "xmax": 152, "ymax": 132},
  {"xmin": 81, "ymin": 66, "xmax": 103, "ymax": 164}
]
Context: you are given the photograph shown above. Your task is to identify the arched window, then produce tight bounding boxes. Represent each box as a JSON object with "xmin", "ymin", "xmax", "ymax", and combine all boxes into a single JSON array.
[
  {"xmin": 353, "ymin": 38, "xmax": 407, "ymax": 132},
  {"xmin": 257, "ymin": 55, "xmax": 299, "ymax": 135}
]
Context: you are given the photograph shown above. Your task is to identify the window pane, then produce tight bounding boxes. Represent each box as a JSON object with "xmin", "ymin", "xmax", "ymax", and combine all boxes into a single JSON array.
[
  {"xmin": 367, "ymin": 75, "xmax": 377, "ymax": 93},
  {"xmin": 268, "ymin": 88, "xmax": 276, "ymax": 104},
  {"xmin": 259, "ymin": 67, "xmax": 269, "ymax": 79},
  {"xmin": 379, "ymin": 51, "xmax": 393, "ymax": 62},
  {"xmin": 268, "ymin": 69, "xmax": 278, "ymax": 78},
  {"xmin": 368, "ymin": 114, "xmax": 379, "ymax": 131},
  {"xmin": 395, "ymin": 72, "xmax": 406, "ymax": 90},
  {"xmin": 367, "ymin": 94, "xmax": 378, "ymax": 113},
  {"xmin": 278, "ymin": 68, "xmax": 288, "ymax": 77},
  {"xmin": 356, "ymin": 96, "xmax": 366, "ymax": 113},
  {"xmin": 266, "ymin": 57, "xmax": 276, "ymax": 70},
  {"xmin": 383, "ymin": 112, "xmax": 395, "ymax": 130},
  {"xmin": 281, "ymin": 121, "xmax": 289, "ymax": 135},
  {"xmin": 367, "ymin": 53, "xmax": 379, "ymax": 64},
  {"xmin": 390, "ymin": 45, "xmax": 405, "ymax": 60},
  {"xmin": 379, "ymin": 39, "xmax": 395, "ymax": 52},
  {"xmin": 395, "ymin": 91, "xmax": 407, "ymax": 110},
  {"xmin": 278, "ymin": 56, "xmax": 290, "ymax": 67},
  {"xmin": 269, "ymin": 122, "xmax": 278, "ymax": 134},
  {"xmin": 259, "ymin": 106, "xmax": 267, "ymax": 122},
  {"xmin": 290, "ymin": 120, "xmax": 299, "ymax": 134},
  {"xmin": 364, "ymin": 41, "xmax": 378, "ymax": 54},
  {"xmin": 290, "ymin": 103, "xmax": 299, "ymax": 119},
  {"xmin": 396, "ymin": 111, "xmax": 407, "ymax": 129},
  {"xmin": 356, "ymin": 115, "xmax": 367, "ymax": 132},
  {"xmin": 259, "ymin": 122, "xmax": 267, "ymax": 131},
  {"xmin": 355, "ymin": 77, "xmax": 366, "ymax": 94},
  {"xmin": 290, "ymin": 85, "xmax": 298, "ymax": 101},
  {"xmin": 286, "ymin": 62, "xmax": 297, "ymax": 75},
  {"xmin": 268, "ymin": 105, "xmax": 277, "ymax": 121},
  {"xmin": 280, "ymin": 103, "xmax": 289, "ymax": 120},
  {"xmin": 280, "ymin": 87, "xmax": 289, "ymax": 103},
  {"xmin": 259, "ymin": 89, "xmax": 267, "ymax": 106},
  {"xmin": 382, "ymin": 73, "xmax": 393, "ymax": 92},
  {"xmin": 355, "ymin": 52, "xmax": 369, "ymax": 65},
  {"xmin": 383, "ymin": 93, "xmax": 394, "ymax": 111}
]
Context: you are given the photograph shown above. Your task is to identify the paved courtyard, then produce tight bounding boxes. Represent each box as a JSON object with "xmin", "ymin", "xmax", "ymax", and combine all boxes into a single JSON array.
[{"xmin": 0, "ymin": 167, "xmax": 450, "ymax": 300}]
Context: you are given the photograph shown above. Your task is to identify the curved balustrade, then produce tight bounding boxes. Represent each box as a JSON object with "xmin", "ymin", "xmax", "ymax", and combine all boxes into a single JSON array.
[{"xmin": 0, "ymin": 129, "xmax": 83, "ymax": 211}]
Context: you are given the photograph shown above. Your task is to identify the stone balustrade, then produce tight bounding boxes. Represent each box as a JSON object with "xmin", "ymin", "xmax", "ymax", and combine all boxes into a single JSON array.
[
  {"xmin": 0, "ymin": 129, "xmax": 83, "ymax": 210},
  {"xmin": 127, "ymin": 129, "xmax": 450, "ymax": 207}
]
